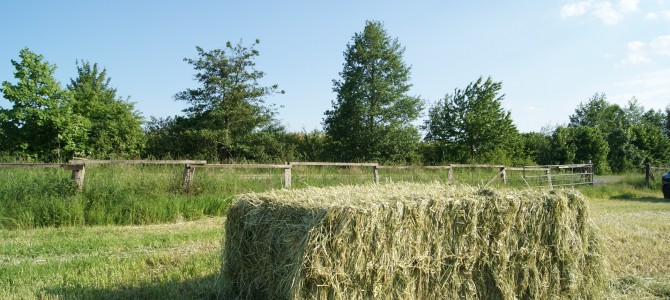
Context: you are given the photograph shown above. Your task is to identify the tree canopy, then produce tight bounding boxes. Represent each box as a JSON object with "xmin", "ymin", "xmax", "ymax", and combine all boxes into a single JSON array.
[
  {"xmin": 145, "ymin": 40, "xmax": 285, "ymax": 162},
  {"xmin": 68, "ymin": 61, "xmax": 145, "ymax": 158},
  {"xmin": 423, "ymin": 76, "xmax": 519, "ymax": 164},
  {"xmin": 0, "ymin": 48, "xmax": 88, "ymax": 161},
  {"xmin": 323, "ymin": 21, "xmax": 423, "ymax": 163}
]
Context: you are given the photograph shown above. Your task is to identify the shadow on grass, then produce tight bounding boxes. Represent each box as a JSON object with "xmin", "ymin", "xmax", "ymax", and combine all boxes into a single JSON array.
[
  {"xmin": 42, "ymin": 273, "xmax": 221, "ymax": 300},
  {"xmin": 610, "ymin": 193, "xmax": 670, "ymax": 204}
]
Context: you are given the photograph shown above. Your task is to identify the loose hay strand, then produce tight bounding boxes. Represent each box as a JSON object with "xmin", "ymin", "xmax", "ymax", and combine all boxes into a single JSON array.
[{"xmin": 222, "ymin": 183, "xmax": 605, "ymax": 299}]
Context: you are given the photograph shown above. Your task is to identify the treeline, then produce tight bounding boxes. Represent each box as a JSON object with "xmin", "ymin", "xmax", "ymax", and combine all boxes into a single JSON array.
[{"xmin": 2, "ymin": 21, "xmax": 669, "ymax": 174}]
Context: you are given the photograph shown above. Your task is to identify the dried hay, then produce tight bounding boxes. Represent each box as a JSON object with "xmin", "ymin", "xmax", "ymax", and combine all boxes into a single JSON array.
[{"xmin": 222, "ymin": 183, "xmax": 604, "ymax": 299}]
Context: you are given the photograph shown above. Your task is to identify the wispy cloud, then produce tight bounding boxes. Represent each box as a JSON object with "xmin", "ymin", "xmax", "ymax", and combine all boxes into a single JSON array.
[
  {"xmin": 610, "ymin": 69, "xmax": 670, "ymax": 109},
  {"xmin": 622, "ymin": 41, "xmax": 651, "ymax": 64},
  {"xmin": 645, "ymin": 10, "xmax": 670, "ymax": 19},
  {"xmin": 561, "ymin": 1, "xmax": 593, "ymax": 17},
  {"xmin": 619, "ymin": 0, "xmax": 640, "ymax": 13},
  {"xmin": 650, "ymin": 35, "xmax": 670, "ymax": 56},
  {"xmin": 622, "ymin": 35, "xmax": 670, "ymax": 64},
  {"xmin": 560, "ymin": 0, "xmax": 640, "ymax": 25}
]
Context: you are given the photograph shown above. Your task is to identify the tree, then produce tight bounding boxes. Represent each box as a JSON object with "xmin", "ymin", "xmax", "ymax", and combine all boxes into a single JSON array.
[
  {"xmin": 0, "ymin": 48, "xmax": 88, "ymax": 161},
  {"xmin": 423, "ymin": 76, "xmax": 519, "ymax": 164},
  {"xmin": 148, "ymin": 40, "xmax": 283, "ymax": 162},
  {"xmin": 607, "ymin": 128, "xmax": 640, "ymax": 173},
  {"xmin": 520, "ymin": 132, "xmax": 551, "ymax": 165},
  {"xmin": 67, "ymin": 61, "xmax": 144, "ymax": 158},
  {"xmin": 630, "ymin": 124, "xmax": 670, "ymax": 165},
  {"xmin": 571, "ymin": 126, "xmax": 610, "ymax": 174},
  {"xmin": 569, "ymin": 93, "xmax": 627, "ymax": 135},
  {"xmin": 323, "ymin": 21, "xmax": 423, "ymax": 163},
  {"xmin": 547, "ymin": 126, "xmax": 576, "ymax": 165}
]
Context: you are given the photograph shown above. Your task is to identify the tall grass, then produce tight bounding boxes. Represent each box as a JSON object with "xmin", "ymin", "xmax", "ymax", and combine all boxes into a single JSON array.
[
  {"xmin": 0, "ymin": 165, "xmax": 285, "ymax": 229},
  {"xmin": 0, "ymin": 164, "xmax": 647, "ymax": 229}
]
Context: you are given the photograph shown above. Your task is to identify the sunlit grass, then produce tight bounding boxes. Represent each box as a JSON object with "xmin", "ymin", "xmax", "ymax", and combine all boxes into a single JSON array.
[
  {"xmin": 0, "ymin": 217, "xmax": 224, "ymax": 299},
  {"xmin": 1, "ymin": 165, "xmax": 669, "ymax": 298}
]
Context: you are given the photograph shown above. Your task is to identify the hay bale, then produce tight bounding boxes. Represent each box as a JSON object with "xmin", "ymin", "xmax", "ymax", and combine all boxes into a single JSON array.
[{"xmin": 222, "ymin": 183, "xmax": 604, "ymax": 299}]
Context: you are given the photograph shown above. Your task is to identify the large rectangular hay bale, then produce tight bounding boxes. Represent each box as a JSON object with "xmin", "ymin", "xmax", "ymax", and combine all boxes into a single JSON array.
[{"xmin": 222, "ymin": 183, "xmax": 604, "ymax": 299}]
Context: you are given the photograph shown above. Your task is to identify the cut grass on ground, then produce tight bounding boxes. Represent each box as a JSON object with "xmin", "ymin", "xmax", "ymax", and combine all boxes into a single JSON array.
[
  {"xmin": 0, "ymin": 217, "xmax": 224, "ymax": 299},
  {"xmin": 1, "ymin": 183, "xmax": 669, "ymax": 299}
]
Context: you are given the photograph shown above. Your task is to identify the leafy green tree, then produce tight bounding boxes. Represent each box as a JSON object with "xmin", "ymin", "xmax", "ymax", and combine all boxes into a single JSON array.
[
  {"xmin": 624, "ymin": 97, "xmax": 645, "ymax": 126},
  {"xmin": 146, "ymin": 40, "xmax": 283, "ymax": 162},
  {"xmin": 607, "ymin": 128, "xmax": 636, "ymax": 173},
  {"xmin": 323, "ymin": 21, "xmax": 423, "ymax": 163},
  {"xmin": 67, "ymin": 61, "xmax": 144, "ymax": 158},
  {"xmin": 0, "ymin": 48, "xmax": 88, "ymax": 161},
  {"xmin": 569, "ymin": 93, "xmax": 627, "ymax": 135},
  {"xmin": 642, "ymin": 109, "xmax": 663, "ymax": 128},
  {"xmin": 520, "ymin": 132, "xmax": 551, "ymax": 165},
  {"xmin": 423, "ymin": 76, "xmax": 519, "ymax": 164},
  {"xmin": 548, "ymin": 126, "xmax": 576, "ymax": 165},
  {"xmin": 630, "ymin": 124, "xmax": 670, "ymax": 165},
  {"xmin": 571, "ymin": 126, "xmax": 610, "ymax": 174}
]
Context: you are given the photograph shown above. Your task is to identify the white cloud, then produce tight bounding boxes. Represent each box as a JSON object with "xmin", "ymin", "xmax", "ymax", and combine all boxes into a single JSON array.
[
  {"xmin": 645, "ymin": 10, "xmax": 670, "ymax": 19},
  {"xmin": 560, "ymin": 0, "xmax": 641, "ymax": 25},
  {"xmin": 618, "ymin": 0, "xmax": 640, "ymax": 13},
  {"xmin": 650, "ymin": 35, "xmax": 670, "ymax": 56},
  {"xmin": 610, "ymin": 69, "xmax": 670, "ymax": 109},
  {"xmin": 561, "ymin": 1, "xmax": 592, "ymax": 17},
  {"xmin": 621, "ymin": 35, "xmax": 670, "ymax": 64},
  {"xmin": 593, "ymin": 2, "xmax": 624, "ymax": 24},
  {"xmin": 645, "ymin": 12, "xmax": 659, "ymax": 19},
  {"xmin": 622, "ymin": 41, "xmax": 651, "ymax": 64}
]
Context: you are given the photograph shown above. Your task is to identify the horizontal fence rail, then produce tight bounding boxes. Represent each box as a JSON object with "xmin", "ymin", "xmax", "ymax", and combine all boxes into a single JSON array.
[{"xmin": 0, "ymin": 160, "xmax": 596, "ymax": 191}]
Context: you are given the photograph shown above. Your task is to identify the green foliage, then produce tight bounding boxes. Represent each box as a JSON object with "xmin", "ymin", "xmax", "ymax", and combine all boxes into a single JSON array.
[
  {"xmin": 0, "ymin": 48, "xmax": 88, "ymax": 161},
  {"xmin": 569, "ymin": 93, "xmax": 627, "ymax": 135},
  {"xmin": 630, "ymin": 124, "xmax": 670, "ymax": 165},
  {"xmin": 424, "ymin": 76, "xmax": 520, "ymax": 164},
  {"xmin": 558, "ymin": 93, "xmax": 670, "ymax": 173},
  {"xmin": 145, "ymin": 40, "xmax": 284, "ymax": 163},
  {"xmin": 324, "ymin": 21, "xmax": 423, "ymax": 163},
  {"xmin": 548, "ymin": 126, "xmax": 576, "ymax": 164},
  {"xmin": 67, "ymin": 61, "xmax": 145, "ymax": 158},
  {"xmin": 520, "ymin": 132, "xmax": 551, "ymax": 165},
  {"xmin": 572, "ymin": 126, "xmax": 610, "ymax": 174},
  {"xmin": 607, "ymin": 128, "xmax": 641, "ymax": 173}
]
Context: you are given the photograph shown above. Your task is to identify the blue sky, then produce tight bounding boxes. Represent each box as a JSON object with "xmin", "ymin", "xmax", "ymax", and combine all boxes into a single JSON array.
[{"xmin": 1, "ymin": 0, "xmax": 669, "ymax": 133}]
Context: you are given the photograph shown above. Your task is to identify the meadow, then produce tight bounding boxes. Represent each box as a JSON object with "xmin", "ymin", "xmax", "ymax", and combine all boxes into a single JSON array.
[{"xmin": 0, "ymin": 166, "xmax": 668, "ymax": 299}]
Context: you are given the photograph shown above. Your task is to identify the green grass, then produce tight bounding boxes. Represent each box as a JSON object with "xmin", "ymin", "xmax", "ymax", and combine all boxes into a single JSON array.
[
  {"xmin": 1, "ymin": 178, "xmax": 668, "ymax": 299},
  {"xmin": 1, "ymin": 165, "xmax": 669, "ymax": 298},
  {"xmin": 0, "ymin": 165, "xmax": 287, "ymax": 229},
  {"xmin": 0, "ymin": 217, "xmax": 224, "ymax": 299}
]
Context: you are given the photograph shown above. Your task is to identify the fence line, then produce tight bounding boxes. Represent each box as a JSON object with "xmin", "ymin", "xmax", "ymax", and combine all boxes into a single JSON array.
[
  {"xmin": 522, "ymin": 164, "xmax": 594, "ymax": 188},
  {"xmin": 645, "ymin": 163, "xmax": 669, "ymax": 186},
  {"xmin": 0, "ymin": 160, "xmax": 595, "ymax": 191}
]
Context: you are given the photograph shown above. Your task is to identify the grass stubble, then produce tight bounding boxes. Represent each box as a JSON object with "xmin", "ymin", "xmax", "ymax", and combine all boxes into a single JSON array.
[{"xmin": 0, "ymin": 170, "xmax": 668, "ymax": 299}]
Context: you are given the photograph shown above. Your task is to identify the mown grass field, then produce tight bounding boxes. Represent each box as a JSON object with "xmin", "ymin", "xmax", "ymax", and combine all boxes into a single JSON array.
[{"xmin": 1, "ymin": 167, "xmax": 669, "ymax": 299}]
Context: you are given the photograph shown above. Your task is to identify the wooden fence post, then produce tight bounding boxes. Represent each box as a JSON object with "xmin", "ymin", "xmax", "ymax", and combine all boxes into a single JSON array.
[
  {"xmin": 372, "ymin": 166, "xmax": 379, "ymax": 184},
  {"xmin": 183, "ymin": 164, "xmax": 195, "ymax": 191},
  {"xmin": 283, "ymin": 166, "xmax": 292, "ymax": 189},
  {"xmin": 69, "ymin": 164, "xmax": 85, "ymax": 191},
  {"xmin": 448, "ymin": 166, "xmax": 454, "ymax": 182},
  {"xmin": 546, "ymin": 168, "xmax": 553, "ymax": 189},
  {"xmin": 645, "ymin": 162, "xmax": 651, "ymax": 187},
  {"xmin": 500, "ymin": 166, "xmax": 507, "ymax": 184}
]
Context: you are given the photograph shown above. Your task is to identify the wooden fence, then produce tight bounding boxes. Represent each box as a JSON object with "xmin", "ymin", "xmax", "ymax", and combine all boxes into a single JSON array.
[
  {"xmin": 520, "ymin": 164, "xmax": 594, "ymax": 188},
  {"xmin": 645, "ymin": 163, "xmax": 669, "ymax": 186},
  {"xmin": 0, "ymin": 160, "xmax": 594, "ymax": 191}
]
